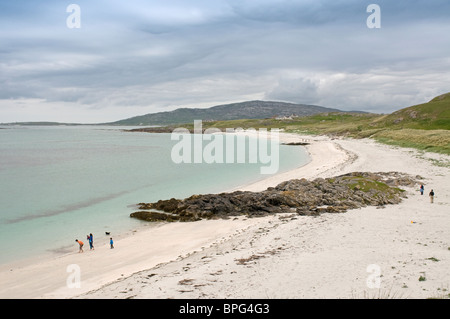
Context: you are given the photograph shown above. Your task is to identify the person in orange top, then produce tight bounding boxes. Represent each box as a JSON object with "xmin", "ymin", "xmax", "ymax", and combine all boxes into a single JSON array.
[{"xmin": 75, "ymin": 239, "xmax": 84, "ymax": 253}]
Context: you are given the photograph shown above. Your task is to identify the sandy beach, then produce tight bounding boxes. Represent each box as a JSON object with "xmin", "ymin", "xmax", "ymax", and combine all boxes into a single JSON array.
[{"xmin": 0, "ymin": 132, "xmax": 449, "ymax": 299}]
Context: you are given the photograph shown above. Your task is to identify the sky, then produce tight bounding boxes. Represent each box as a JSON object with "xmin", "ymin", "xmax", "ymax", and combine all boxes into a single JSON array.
[{"xmin": 1, "ymin": 0, "xmax": 449, "ymax": 123}]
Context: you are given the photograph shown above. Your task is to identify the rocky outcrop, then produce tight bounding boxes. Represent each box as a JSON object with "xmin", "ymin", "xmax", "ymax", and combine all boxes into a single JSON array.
[{"xmin": 130, "ymin": 172, "xmax": 418, "ymax": 223}]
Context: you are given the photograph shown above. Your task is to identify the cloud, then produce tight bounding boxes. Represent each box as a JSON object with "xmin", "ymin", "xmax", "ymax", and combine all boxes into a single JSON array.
[
  {"xmin": 266, "ymin": 76, "xmax": 319, "ymax": 104},
  {"xmin": 265, "ymin": 67, "xmax": 450, "ymax": 113},
  {"xmin": 1, "ymin": 0, "xmax": 450, "ymax": 122}
]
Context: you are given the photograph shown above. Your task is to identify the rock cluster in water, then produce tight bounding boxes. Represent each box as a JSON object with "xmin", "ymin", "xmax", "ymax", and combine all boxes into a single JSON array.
[{"xmin": 130, "ymin": 172, "xmax": 418, "ymax": 222}]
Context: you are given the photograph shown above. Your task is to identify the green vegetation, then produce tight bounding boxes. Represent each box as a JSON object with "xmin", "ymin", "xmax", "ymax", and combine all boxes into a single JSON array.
[
  {"xmin": 175, "ymin": 93, "xmax": 450, "ymax": 155},
  {"xmin": 343, "ymin": 176, "xmax": 400, "ymax": 193},
  {"xmin": 383, "ymin": 93, "xmax": 450, "ymax": 130},
  {"xmin": 374, "ymin": 129, "xmax": 450, "ymax": 154}
]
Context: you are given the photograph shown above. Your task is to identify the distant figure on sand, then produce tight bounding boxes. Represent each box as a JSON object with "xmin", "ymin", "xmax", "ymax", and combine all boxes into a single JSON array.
[
  {"xmin": 76, "ymin": 239, "xmax": 84, "ymax": 253},
  {"xmin": 87, "ymin": 233, "xmax": 94, "ymax": 250},
  {"xmin": 110, "ymin": 237, "xmax": 114, "ymax": 249},
  {"xmin": 429, "ymin": 189, "xmax": 435, "ymax": 203},
  {"xmin": 420, "ymin": 185, "xmax": 424, "ymax": 195}
]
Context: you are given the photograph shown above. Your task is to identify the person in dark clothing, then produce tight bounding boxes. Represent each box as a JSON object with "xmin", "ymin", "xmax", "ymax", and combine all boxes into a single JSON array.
[{"xmin": 429, "ymin": 189, "xmax": 435, "ymax": 203}]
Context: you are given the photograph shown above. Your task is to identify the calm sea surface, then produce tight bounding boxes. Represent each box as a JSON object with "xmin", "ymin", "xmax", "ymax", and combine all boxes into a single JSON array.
[{"xmin": 0, "ymin": 126, "xmax": 310, "ymax": 265}]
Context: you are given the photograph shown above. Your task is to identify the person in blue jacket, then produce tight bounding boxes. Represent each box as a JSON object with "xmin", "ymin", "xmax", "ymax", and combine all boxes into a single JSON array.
[{"xmin": 87, "ymin": 233, "xmax": 94, "ymax": 250}]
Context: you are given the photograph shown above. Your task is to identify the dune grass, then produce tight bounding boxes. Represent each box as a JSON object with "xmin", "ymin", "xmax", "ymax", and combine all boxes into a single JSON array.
[
  {"xmin": 149, "ymin": 93, "xmax": 450, "ymax": 155},
  {"xmin": 190, "ymin": 112, "xmax": 449, "ymax": 155},
  {"xmin": 373, "ymin": 129, "xmax": 450, "ymax": 155}
]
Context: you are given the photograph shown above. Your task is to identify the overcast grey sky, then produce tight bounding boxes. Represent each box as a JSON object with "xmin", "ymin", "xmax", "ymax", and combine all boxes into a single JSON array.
[{"xmin": 1, "ymin": 0, "xmax": 449, "ymax": 123}]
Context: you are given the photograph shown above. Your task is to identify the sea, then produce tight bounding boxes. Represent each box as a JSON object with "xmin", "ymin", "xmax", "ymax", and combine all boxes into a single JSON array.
[{"xmin": 0, "ymin": 125, "xmax": 310, "ymax": 265}]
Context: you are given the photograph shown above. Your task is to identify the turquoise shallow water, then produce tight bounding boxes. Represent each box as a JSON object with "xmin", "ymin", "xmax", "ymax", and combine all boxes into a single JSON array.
[{"xmin": 0, "ymin": 126, "xmax": 309, "ymax": 265}]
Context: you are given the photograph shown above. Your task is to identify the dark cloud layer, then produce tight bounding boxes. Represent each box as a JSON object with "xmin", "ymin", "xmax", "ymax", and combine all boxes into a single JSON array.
[{"xmin": 0, "ymin": 0, "xmax": 449, "ymax": 122}]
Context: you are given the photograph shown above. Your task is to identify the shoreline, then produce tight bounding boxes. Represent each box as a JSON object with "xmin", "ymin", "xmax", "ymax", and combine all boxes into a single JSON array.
[
  {"xmin": 82, "ymin": 135, "xmax": 450, "ymax": 299},
  {"xmin": 0, "ymin": 132, "xmax": 448, "ymax": 299},
  {"xmin": 0, "ymin": 129, "xmax": 305, "ymax": 268},
  {"xmin": 0, "ymin": 132, "xmax": 337, "ymax": 299},
  {"xmin": 231, "ymin": 133, "xmax": 353, "ymax": 193}
]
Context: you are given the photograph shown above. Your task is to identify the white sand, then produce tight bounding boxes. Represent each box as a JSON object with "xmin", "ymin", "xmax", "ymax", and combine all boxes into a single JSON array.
[{"xmin": 0, "ymin": 133, "xmax": 448, "ymax": 299}]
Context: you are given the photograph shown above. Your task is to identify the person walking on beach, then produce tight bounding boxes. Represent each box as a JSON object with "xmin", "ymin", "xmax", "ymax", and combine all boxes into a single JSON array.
[
  {"xmin": 90, "ymin": 233, "xmax": 94, "ymax": 250},
  {"xmin": 429, "ymin": 189, "xmax": 435, "ymax": 203},
  {"xmin": 110, "ymin": 237, "xmax": 114, "ymax": 249},
  {"xmin": 76, "ymin": 239, "xmax": 84, "ymax": 253},
  {"xmin": 87, "ymin": 233, "xmax": 94, "ymax": 250},
  {"xmin": 420, "ymin": 184, "xmax": 424, "ymax": 195}
]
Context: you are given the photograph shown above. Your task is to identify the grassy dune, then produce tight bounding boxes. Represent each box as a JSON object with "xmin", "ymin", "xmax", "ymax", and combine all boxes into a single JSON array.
[
  {"xmin": 199, "ymin": 93, "xmax": 450, "ymax": 155},
  {"xmin": 135, "ymin": 93, "xmax": 449, "ymax": 155},
  {"xmin": 373, "ymin": 129, "xmax": 450, "ymax": 154},
  {"xmin": 378, "ymin": 93, "xmax": 450, "ymax": 130}
]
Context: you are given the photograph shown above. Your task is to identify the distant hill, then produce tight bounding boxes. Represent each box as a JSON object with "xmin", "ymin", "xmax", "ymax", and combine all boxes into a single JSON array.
[
  {"xmin": 180, "ymin": 93, "xmax": 449, "ymax": 154},
  {"xmin": 107, "ymin": 100, "xmax": 342, "ymax": 126}
]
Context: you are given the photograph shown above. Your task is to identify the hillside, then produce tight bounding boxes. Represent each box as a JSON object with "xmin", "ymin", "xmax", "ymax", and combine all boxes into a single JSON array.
[
  {"xmin": 281, "ymin": 93, "xmax": 450, "ymax": 135},
  {"xmin": 275, "ymin": 93, "xmax": 450, "ymax": 154},
  {"xmin": 376, "ymin": 93, "xmax": 450, "ymax": 130},
  {"xmin": 108, "ymin": 100, "xmax": 342, "ymax": 126},
  {"xmin": 136, "ymin": 93, "xmax": 449, "ymax": 154}
]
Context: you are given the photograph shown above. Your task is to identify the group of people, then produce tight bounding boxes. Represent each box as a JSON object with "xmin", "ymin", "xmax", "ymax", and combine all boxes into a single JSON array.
[
  {"xmin": 419, "ymin": 184, "xmax": 435, "ymax": 203},
  {"xmin": 75, "ymin": 233, "xmax": 114, "ymax": 253}
]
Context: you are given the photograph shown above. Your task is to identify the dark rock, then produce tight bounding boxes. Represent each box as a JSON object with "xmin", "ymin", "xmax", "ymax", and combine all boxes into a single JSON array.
[
  {"xmin": 130, "ymin": 211, "xmax": 180, "ymax": 222},
  {"xmin": 130, "ymin": 172, "xmax": 415, "ymax": 223}
]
